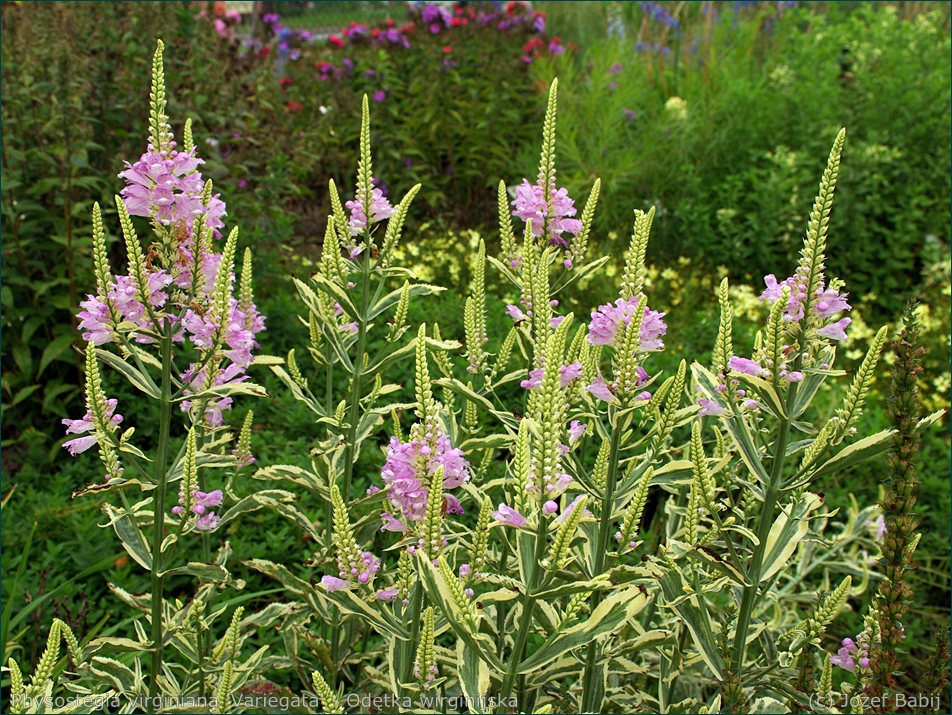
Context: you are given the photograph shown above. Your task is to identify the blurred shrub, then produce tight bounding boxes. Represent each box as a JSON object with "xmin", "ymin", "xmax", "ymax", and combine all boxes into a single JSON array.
[{"xmin": 528, "ymin": 2, "xmax": 951, "ymax": 318}]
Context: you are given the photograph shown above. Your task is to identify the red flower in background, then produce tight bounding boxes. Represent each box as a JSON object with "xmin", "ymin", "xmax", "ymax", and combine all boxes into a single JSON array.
[
  {"xmin": 443, "ymin": 45, "xmax": 452, "ymax": 53},
  {"xmin": 451, "ymin": 17, "xmax": 461, "ymax": 26},
  {"xmin": 257, "ymin": 46, "xmax": 270, "ymax": 59},
  {"xmin": 285, "ymin": 101, "xmax": 303, "ymax": 113},
  {"xmin": 329, "ymin": 34, "xmax": 344, "ymax": 48},
  {"xmin": 386, "ymin": 18, "xmax": 394, "ymax": 27},
  {"xmin": 400, "ymin": 22, "xmax": 416, "ymax": 34},
  {"xmin": 506, "ymin": 2, "xmax": 525, "ymax": 17},
  {"xmin": 523, "ymin": 37, "xmax": 544, "ymax": 55},
  {"xmin": 372, "ymin": 27, "xmax": 381, "ymax": 38},
  {"xmin": 279, "ymin": 76, "xmax": 293, "ymax": 91}
]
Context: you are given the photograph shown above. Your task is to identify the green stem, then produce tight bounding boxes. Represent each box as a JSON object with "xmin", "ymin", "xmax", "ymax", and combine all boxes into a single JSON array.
[
  {"xmin": 500, "ymin": 518, "xmax": 548, "ymax": 708},
  {"xmin": 341, "ymin": 250, "xmax": 373, "ymax": 502},
  {"xmin": 399, "ymin": 583, "xmax": 425, "ymax": 696},
  {"xmin": 580, "ymin": 416, "xmax": 624, "ymax": 712},
  {"xmin": 730, "ymin": 408, "xmax": 793, "ymax": 675},
  {"xmin": 149, "ymin": 325, "xmax": 174, "ymax": 699}
]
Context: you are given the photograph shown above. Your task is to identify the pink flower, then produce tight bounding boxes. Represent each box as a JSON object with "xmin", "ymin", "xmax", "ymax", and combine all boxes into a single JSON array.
[
  {"xmin": 588, "ymin": 297, "xmax": 666, "ymax": 351},
  {"xmin": 586, "ymin": 377, "xmax": 615, "ymax": 402},
  {"xmin": 814, "ymin": 287, "xmax": 851, "ymax": 318},
  {"xmin": 376, "ymin": 587, "xmax": 399, "ymax": 601},
  {"xmin": 817, "ymin": 317, "xmax": 851, "ymax": 341},
  {"xmin": 521, "ymin": 368, "xmax": 544, "ymax": 390},
  {"xmin": 728, "ymin": 356, "xmax": 766, "ymax": 377},
  {"xmin": 195, "ymin": 512, "xmax": 221, "ymax": 531},
  {"xmin": 697, "ymin": 398, "xmax": 726, "ymax": 416},
  {"xmin": 543, "ymin": 500, "xmax": 559, "ymax": 514},
  {"xmin": 505, "ymin": 304, "xmax": 526, "ymax": 321},
  {"xmin": 345, "ymin": 182, "xmax": 394, "ymax": 236},
  {"xmin": 458, "ymin": 563, "xmax": 471, "ymax": 578},
  {"xmin": 380, "ymin": 512, "xmax": 408, "ymax": 532},
  {"xmin": 560, "ymin": 362, "xmax": 583, "ymax": 387},
  {"xmin": 568, "ymin": 420, "xmax": 588, "ymax": 443},
  {"xmin": 743, "ymin": 399, "xmax": 760, "ymax": 411},
  {"xmin": 77, "ymin": 296, "xmax": 113, "ymax": 345},
  {"xmin": 511, "ymin": 179, "xmax": 582, "ymax": 247},
  {"xmin": 380, "ymin": 430, "xmax": 470, "ymax": 524},
  {"xmin": 493, "ymin": 503, "xmax": 527, "ymax": 527},
  {"xmin": 62, "ymin": 398, "xmax": 123, "ymax": 456},
  {"xmin": 322, "ymin": 575, "xmax": 350, "ymax": 591}
]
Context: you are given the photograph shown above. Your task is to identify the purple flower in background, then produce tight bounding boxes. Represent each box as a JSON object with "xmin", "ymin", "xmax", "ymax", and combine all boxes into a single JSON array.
[
  {"xmin": 623, "ymin": 108, "xmax": 637, "ymax": 120},
  {"xmin": 609, "ymin": 63, "xmax": 623, "ymax": 74},
  {"xmin": 608, "ymin": 82, "xmax": 617, "ymax": 90},
  {"xmin": 373, "ymin": 89, "xmax": 386, "ymax": 102},
  {"xmin": 262, "ymin": 13, "xmax": 281, "ymax": 24}
]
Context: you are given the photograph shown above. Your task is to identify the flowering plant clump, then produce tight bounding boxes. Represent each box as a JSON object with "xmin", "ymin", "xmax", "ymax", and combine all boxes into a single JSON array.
[
  {"xmin": 7, "ymin": 31, "xmax": 947, "ymax": 715},
  {"xmin": 232, "ymin": 76, "xmax": 939, "ymax": 714},
  {"xmin": 7, "ymin": 41, "xmax": 274, "ymax": 709}
]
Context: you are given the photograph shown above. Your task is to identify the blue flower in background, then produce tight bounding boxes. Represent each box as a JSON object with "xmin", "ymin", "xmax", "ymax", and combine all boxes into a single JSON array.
[{"xmin": 641, "ymin": 2, "xmax": 679, "ymax": 29}]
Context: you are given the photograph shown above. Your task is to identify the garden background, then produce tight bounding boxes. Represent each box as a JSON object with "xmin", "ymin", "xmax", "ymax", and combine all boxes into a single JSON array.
[{"xmin": 1, "ymin": 0, "xmax": 949, "ymax": 709}]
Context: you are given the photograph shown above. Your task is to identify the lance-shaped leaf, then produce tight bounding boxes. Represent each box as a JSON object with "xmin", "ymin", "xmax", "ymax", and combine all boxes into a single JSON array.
[
  {"xmin": 760, "ymin": 492, "xmax": 823, "ymax": 582},
  {"xmin": 102, "ymin": 503, "xmax": 151, "ymax": 571},
  {"xmin": 161, "ymin": 562, "xmax": 230, "ymax": 582},
  {"xmin": 457, "ymin": 640, "xmax": 491, "ymax": 711},
  {"xmin": 732, "ymin": 373, "xmax": 787, "ymax": 419},
  {"xmin": 270, "ymin": 365, "xmax": 326, "ymax": 416},
  {"xmin": 242, "ymin": 559, "xmax": 313, "ymax": 599},
  {"xmin": 658, "ymin": 568, "xmax": 725, "ymax": 680},
  {"xmin": 807, "ymin": 429, "xmax": 896, "ymax": 481},
  {"xmin": 412, "ymin": 551, "xmax": 503, "ymax": 671},
  {"xmin": 306, "ymin": 275, "xmax": 360, "ymax": 322},
  {"xmin": 432, "ymin": 378, "xmax": 495, "ymax": 411},
  {"xmin": 318, "ymin": 585, "xmax": 409, "ymax": 640},
  {"xmin": 95, "ymin": 348, "xmax": 160, "ymax": 399},
  {"xmin": 550, "ymin": 255, "xmax": 612, "ymax": 296},
  {"xmin": 692, "ymin": 362, "xmax": 769, "ymax": 484},
  {"xmin": 516, "ymin": 587, "xmax": 648, "ymax": 674},
  {"xmin": 368, "ymin": 283, "xmax": 445, "ymax": 320}
]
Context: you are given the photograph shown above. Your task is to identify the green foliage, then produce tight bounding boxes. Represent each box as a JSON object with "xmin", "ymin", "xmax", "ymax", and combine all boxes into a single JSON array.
[{"xmin": 529, "ymin": 3, "xmax": 951, "ymax": 317}]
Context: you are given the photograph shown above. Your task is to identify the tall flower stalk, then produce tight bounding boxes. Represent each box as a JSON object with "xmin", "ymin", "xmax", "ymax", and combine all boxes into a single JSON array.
[{"xmin": 62, "ymin": 41, "xmax": 265, "ymax": 698}]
